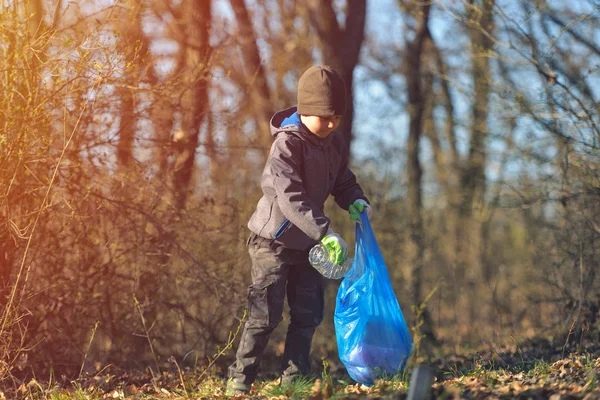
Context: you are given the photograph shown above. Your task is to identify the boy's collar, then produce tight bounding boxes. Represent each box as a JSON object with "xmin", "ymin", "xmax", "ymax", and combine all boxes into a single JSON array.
[
  {"xmin": 298, "ymin": 119, "xmax": 333, "ymax": 146},
  {"xmin": 282, "ymin": 108, "xmax": 333, "ymax": 146}
]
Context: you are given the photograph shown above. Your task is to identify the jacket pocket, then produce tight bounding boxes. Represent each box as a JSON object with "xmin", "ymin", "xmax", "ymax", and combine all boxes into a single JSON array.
[
  {"xmin": 263, "ymin": 200, "xmax": 291, "ymax": 239},
  {"xmin": 256, "ymin": 196, "xmax": 275, "ymax": 237},
  {"xmin": 274, "ymin": 219, "xmax": 292, "ymax": 239}
]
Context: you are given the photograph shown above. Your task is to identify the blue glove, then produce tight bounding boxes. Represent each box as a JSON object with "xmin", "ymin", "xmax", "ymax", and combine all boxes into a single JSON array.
[{"xmin": 349, "ymin": 199, "xmax": 372, "ymax": 222}]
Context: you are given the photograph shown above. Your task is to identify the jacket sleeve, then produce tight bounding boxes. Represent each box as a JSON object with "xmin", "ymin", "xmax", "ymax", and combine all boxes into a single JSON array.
[
  {"xmin": 271, "ymin": 137, "xmax": 330, "ymax": 241},
  {"xmin": 331, "ymin": 137, "xmax": 368, "ymax": 210}
]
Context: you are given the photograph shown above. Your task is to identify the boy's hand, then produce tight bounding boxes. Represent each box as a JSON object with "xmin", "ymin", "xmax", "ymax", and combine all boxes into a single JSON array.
[
  {"xmin": 349, "ymin": 199, "xmax": 372, "ymax": 222},
  {"xmin": 321, "ymin": 232, "xmax": 348, "ymax": 264}
]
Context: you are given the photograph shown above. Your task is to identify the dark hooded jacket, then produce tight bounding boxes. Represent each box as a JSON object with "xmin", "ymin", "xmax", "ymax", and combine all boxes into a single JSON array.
[{"xmin": 247, "ymin": 107, "xmax": 367, "ymax": 250}]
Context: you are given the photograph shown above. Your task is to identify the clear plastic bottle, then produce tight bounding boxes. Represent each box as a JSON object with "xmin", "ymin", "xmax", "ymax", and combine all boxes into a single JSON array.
[{"xmin": 308, "ymin": 243, "xmax": 353, "ymax": 279}]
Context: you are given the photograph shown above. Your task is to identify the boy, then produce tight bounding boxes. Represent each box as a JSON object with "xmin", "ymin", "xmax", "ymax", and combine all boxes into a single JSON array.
[{"xmin": 226, "ymin": 65, "xmax": 371, "ymax": 396}]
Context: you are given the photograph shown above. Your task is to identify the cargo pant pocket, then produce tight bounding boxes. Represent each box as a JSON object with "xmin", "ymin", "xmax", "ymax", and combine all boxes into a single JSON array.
[{"xmin": 246, "ymin": 279, "xmax": 284, "ymax": 329}]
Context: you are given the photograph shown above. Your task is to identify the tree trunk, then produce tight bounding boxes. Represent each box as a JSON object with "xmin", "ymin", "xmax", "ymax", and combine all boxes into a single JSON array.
[
  {"xmin": 229, "ymin": 0, "xmax": 272, "ymax": 154},
  {"xmin": 461, "ymin": 0, "xmax": 494, "ymax": 214},
  {"xmin": 403, "ymin": 0, "xmax": 436, "ymax": 352},
  {"xmin": 153, "ymin": 98, "xmax": 174, "ymax": 180},
  {"xmin": 116, "ymin": 1, "xmax": 145, "ymax": 167},
  {"xmin": 173, "ymin": 0, "xmax": 212, "ymax": 209},
  {"xmin": 422, "ymin": 70, "xmax": 450, "ymax": 200},
  {"xmin": 307, "ymin": 0, "xmax": 366, "ymax": 146},
  {"xmin": 456, "ymin": 0, "xmax": 495, "ymax": 328}
]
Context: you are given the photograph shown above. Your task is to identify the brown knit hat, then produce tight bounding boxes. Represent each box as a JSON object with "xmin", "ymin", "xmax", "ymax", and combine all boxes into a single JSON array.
[{"xmin": 297, "ymin": 65, "xmax": 346, "ymax": 117}]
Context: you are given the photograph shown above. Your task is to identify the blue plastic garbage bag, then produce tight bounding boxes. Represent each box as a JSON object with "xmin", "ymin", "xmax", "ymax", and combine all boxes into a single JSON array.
[{"xmin": 334, "ymin": 212, "xmax": 413, "ymax": 385}]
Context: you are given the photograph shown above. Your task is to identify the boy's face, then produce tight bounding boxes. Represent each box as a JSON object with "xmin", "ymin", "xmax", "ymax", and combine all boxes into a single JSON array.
[{"xmin": 300, "ymin": 115, "xmax": 342, "ymax": 138}]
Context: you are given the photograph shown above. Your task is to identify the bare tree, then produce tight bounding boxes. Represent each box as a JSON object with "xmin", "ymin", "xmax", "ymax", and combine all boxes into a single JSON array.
[
  {"xmin": 401, "ymin": 0, "xmax": 437, "ymax": 351},
  {"xmin": 229, "ymin": 0, "xmax": 272, "ymax": 152},
  {"xmin": 308, "ymin": 0, "xmax": 367, "ymax": 145},
  {"xmin": 116, "ymin": 0, "xmax": 146, "ymax": 167},
  {"xmin": 494, "ymin": 0, "xmax": 600, "ymax": 339},
  {"xmin": 172, "ymin": 0, "xmax": 212, "ymax": 209},
  {"xmin": 455, "ymin": 0, "xmax": 495, "ymax": 326}
]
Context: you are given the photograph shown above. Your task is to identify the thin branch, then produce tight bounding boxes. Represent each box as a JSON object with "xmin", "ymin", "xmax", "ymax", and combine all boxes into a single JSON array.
[{"xmin": 0, "ymin": 75, "xmax": 103, "ymax": 335}]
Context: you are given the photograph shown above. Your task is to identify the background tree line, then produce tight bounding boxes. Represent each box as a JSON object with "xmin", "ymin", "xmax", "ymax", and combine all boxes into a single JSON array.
[{"xmin": 0, "ymin": 0, "xmax": 598, "ymax": 381}]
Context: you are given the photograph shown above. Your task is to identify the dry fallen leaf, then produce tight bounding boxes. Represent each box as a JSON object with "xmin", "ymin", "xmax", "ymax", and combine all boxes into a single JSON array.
[{"xmin": 309, "ymin": 378, "xmax": 323, "ymax": 399}]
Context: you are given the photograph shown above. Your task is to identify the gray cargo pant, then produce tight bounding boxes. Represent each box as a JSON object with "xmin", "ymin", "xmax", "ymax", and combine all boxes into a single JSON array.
[{"xmin": 227, "ymin": 234, "xmax": 325, "ymax": 388}]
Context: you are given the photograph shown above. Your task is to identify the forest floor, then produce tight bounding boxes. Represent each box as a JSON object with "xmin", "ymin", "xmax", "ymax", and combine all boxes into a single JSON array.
[{"xmin": 3, "ymin": 336, "xmax": 600, "ymax": 399}]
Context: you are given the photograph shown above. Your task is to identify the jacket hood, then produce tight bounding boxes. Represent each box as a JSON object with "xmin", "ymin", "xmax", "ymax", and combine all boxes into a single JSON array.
[{"xmin": 269, "ymin": 106, "xmax": 334, "ymax": 147}]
